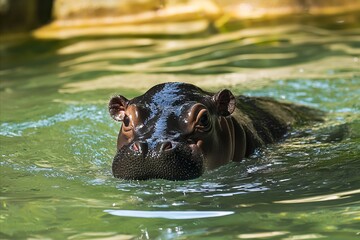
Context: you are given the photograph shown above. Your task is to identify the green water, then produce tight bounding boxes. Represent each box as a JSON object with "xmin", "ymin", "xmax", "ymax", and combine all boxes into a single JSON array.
[{"xmin": 1, "ymin": 15, "xmax": 360, "ymax": 239}]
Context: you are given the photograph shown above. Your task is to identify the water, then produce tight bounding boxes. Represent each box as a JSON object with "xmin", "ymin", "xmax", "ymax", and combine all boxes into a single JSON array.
[{"xmin": 1, "ymin": 14, "xmax": 360, "ymax": 239}]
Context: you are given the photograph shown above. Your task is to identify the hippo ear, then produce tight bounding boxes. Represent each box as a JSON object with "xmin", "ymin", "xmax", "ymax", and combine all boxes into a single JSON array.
[
  {"xmin": 213, "ymin": 89, "xmax": 236, "ymax": 116},
  {"xmin": 109, "ymin": 95, "xmax": 129, "ymax": 121}
]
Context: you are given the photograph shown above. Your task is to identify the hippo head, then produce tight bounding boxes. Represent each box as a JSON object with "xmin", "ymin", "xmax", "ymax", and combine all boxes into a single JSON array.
[{"xmin": 108, "ymin": 82, "xmax": 236, "ymax": 180}]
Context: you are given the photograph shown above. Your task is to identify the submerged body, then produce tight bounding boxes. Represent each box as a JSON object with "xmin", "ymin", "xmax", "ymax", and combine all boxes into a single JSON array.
[{"xmin": 109, "ymin": 82, "xmax": 323, "ymax": 180}]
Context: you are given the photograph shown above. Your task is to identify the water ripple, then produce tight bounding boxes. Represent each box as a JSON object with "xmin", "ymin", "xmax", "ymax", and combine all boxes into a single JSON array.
[{"xmin": 0, "ymin": 105, "xmax": 104, "ymax": 137}]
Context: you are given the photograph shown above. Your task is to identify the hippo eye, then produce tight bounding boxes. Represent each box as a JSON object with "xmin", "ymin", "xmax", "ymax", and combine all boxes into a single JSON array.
[
  {"xmin": 123, "ymin": 115, "xmax": 130, "ymax": 127},
  {"xmin": 199, "ymin": 113, "xmax": 209, "ymax": 126},
  {"xmin": 196, "ymin": 111, "xmax": 211, "ymax": 132}
]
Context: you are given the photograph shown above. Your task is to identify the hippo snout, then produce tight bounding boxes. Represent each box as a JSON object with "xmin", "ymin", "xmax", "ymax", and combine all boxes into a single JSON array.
[{"xmin": 112, "ymin": 142, "xmax": 204, "ymax": 181}]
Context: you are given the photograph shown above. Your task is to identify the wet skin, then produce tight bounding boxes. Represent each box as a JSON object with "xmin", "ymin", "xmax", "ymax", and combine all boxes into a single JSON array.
[{"xmin": 109, "ymin": 82, "xmax": 323, "ymax": 180}]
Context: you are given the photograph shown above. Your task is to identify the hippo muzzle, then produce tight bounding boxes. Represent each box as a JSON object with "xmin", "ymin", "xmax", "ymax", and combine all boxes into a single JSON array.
[{"xmin": 112, "ymin": 141, "xmax": 204, "ymax": 180}]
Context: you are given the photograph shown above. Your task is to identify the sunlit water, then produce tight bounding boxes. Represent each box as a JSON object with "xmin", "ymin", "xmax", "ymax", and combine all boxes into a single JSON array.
[{"xmin": 1, "ymin": 14, "xmax": 360, "ymax": 239}]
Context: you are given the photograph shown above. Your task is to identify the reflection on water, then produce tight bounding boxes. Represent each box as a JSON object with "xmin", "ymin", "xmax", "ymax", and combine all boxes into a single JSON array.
[
  {"xmin": 57, "ymin": 39, "xmax": 155, "ymax": 55},
  {"xmin": 104, "ymin": 210, "xmax": 234, "ymax": 219},
  {"xmin": 59, "ymin": 56, "xmax": 358, "ymax": 93},
  {"xmin": 56, "ymin": 24, "xmax": 360, "ymax": 93},
  {"xmin": 34, "ymin": 20, "xmax": 210, "ymax": 39},
  {"xmin": 274, "ymin": 189, "xmax": 360, "ymax": 204},
  {"xmin": 0, "ymin": 15, "xmax": 360, "ymax": 239},
  {"xmin": 238, "ymin": 231, "xmax": 289, "ymax": 239}
]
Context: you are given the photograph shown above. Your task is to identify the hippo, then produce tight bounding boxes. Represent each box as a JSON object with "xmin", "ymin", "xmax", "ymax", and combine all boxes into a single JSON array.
[{"xmin": 109, "ymin": 82, "xmax": 323, "ymax": 180}]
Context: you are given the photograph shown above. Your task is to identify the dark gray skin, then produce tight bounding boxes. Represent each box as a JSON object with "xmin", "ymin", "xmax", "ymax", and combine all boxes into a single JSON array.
[{"xmin": 109, "ymin": 82, "xmax": 323, "ymax": 181}]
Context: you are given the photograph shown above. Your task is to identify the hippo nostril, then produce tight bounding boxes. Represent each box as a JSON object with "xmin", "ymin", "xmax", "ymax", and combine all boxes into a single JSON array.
[
  {"xmin": 132, "ymin": 142, "xmax": 140, "ymax": 152},
  {"xmin": 160, "ymin": 141, "xmax": 173, "ymax": 152},
  {"xmin": 131, "ymin": 141, "xmax": 148, "ymax": 156}
]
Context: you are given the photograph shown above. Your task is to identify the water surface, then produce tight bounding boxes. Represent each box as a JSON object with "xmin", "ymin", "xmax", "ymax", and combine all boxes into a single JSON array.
[{"xmin": 1, "ymin": 14, "xmax": 360, "ymax": 239}]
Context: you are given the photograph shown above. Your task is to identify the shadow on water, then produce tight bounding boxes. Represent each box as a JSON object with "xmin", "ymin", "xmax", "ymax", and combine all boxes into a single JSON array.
[{"xmin": 0, "ymin": 13, "xmax": 360, "ymax": 239}]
